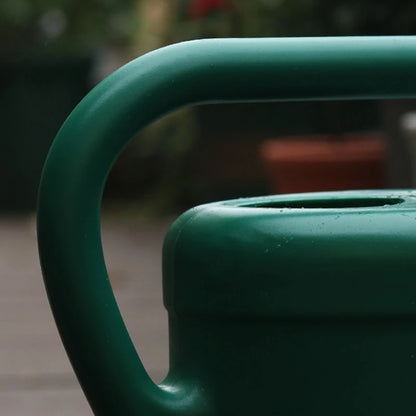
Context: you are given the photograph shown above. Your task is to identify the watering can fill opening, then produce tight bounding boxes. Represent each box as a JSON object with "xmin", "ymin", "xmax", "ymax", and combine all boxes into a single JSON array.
[
  {"xmin": 240, "ymin": 195, "xmax": 404, "ymax": 209},
  {"xmin": 163, "ymin": 190, "xmax": 416, "ymax": 319}
]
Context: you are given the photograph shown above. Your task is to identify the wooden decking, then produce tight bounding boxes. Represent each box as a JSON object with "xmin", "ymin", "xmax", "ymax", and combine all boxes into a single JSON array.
[{"xmin": 0, "ymin": 215, "xmax": 171, "ymax": 415}]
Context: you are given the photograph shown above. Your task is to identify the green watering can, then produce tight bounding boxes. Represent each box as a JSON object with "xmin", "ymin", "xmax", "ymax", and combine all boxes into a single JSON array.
[{"xmin": 37, "ymin": 37, "xmax": 416, "ymax": 415}]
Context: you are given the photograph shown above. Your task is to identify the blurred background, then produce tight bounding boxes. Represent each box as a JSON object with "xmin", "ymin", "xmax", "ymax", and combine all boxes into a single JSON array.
[
  {"xmin": 2, "ymin": 0, "xmax": 416, "ymax": 414},
  {"xmin": 3, "ymin": 0, "xmax": 416, "ymax": 213}
]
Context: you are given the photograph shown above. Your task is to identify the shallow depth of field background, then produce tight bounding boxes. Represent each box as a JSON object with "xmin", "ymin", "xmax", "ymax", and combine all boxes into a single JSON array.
[{"xmin": 2, "ymin": 1, "xmax": 416, "ymax": 414}]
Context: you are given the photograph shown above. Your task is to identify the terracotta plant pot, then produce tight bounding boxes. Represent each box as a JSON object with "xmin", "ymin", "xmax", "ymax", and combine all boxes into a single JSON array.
[{"xmin": 260, "ymin": 133, "xmax": 386, "ymax": 194}]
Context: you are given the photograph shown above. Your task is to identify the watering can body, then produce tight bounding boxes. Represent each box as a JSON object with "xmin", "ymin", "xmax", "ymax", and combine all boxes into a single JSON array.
[
  {"xmin": 37, "ymin": 37, "xmax": 416, "ymax": 415},
  {"xmin": 164, "ymin": 191, "xmax": 416, "ymax": 415}
]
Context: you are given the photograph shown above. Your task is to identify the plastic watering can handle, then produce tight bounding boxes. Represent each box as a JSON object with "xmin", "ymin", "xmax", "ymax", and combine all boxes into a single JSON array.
[{"xmin": 37, "ymin": 37, "xmax": 416, "ymax": 415}]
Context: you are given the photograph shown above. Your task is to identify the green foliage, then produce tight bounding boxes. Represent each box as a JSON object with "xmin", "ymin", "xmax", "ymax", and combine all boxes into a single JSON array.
[
  {"xmin": 176, "ymin": 0, "xmax": 416, "ymax": 40},
  {"xmin": 3, "ymin": 0, "xmax": 416, "ymax": 57},
  {"xmin": 0, "ymin": 0, "xmax": 138, "ymax": 56}
]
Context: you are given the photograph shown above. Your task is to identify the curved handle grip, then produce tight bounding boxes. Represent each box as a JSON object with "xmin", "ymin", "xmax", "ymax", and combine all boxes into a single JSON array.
[{"xmin": 37, "ymin": 37, "xmax": 416, "ymax": 415}]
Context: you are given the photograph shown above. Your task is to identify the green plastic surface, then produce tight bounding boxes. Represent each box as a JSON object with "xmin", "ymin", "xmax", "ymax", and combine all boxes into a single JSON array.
[{"xmin": 37, "ymin": 37, "xmax": 416, "ymax": 415}]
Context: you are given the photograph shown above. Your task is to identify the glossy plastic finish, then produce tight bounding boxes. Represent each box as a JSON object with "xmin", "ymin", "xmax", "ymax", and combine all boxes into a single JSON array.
[
  {"xmin": 164, "ymin": 190, "xmax": 416, "ymax": 415},
  {"xmin": 37, "ymin": 37, "xmax": 416, "ymax": 415}
]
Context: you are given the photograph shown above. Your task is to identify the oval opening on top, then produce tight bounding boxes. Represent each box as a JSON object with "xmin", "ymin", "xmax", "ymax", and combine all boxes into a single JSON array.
[{"xmin": 248, "ymin": 197, "xmax": 404, "ymax": 209}]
